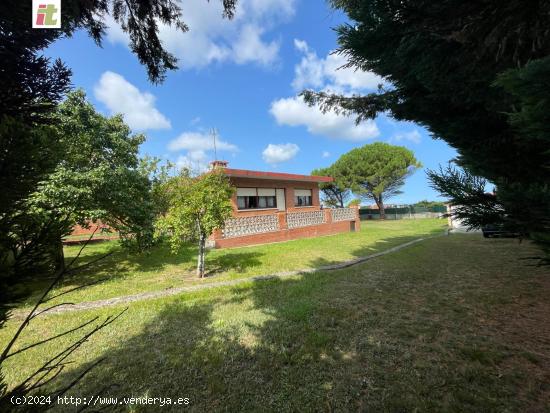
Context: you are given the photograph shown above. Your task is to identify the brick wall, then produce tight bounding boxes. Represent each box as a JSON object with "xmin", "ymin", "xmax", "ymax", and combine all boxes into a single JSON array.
[{"xmin": 71, "ymin": 222, "xmax": 109, "ymax": 236}]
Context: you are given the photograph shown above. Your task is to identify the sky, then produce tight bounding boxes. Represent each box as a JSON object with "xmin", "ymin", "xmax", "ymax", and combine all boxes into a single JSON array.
[{"xmin": 45, "ymin": 0, "xmax": 458, "ymax": 205}]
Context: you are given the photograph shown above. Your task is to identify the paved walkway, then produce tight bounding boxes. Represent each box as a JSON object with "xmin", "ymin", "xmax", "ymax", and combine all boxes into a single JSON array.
[{"xmin": 12, "ymin": 235, "xmax": 441, "ymax": 319}]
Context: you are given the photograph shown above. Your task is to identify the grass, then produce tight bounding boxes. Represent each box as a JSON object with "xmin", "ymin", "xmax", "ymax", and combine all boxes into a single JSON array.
[
  {"xmin": 1, "ymin": 233, "xmax": 549, "ymax": 412},
  {"xmin": 14, "ymin": 218, "xmax": 446, "ymax": 307}
]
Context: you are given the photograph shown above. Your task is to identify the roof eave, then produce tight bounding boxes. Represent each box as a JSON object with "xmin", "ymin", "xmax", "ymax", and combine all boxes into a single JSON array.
[{"xmin": 223, "ymin": 168, "xmax": 333, "ymax": 183}]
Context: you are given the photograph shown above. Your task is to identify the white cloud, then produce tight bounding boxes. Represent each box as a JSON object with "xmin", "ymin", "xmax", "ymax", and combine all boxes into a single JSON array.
[
  {"xmin": 168, "ymin": 131, "xmax": 238, "ymax": 172},
  {"xmin": 94, "ymin": 71, "xmax": 171, "ymax": 130},
  {"xmin": 269, "ymin": 40, "xmax": 383, "ymax": 141},
  {"xmin": 176, "ymin": 153, "xmax": 209, "ymax": 174},
  {"xmin": 246, "ymin": 0, "xmax": 295, "ymax": 17},
  {"xmin": 168, "ymin": 131, "xmax": 238, "ymax": 152},
  {"xmin": 292, "ymin": 39, "xmax": 384, "ymax": 92},
  {"xmin": 104, "ymin": 15, "xmax": 127, "ymax": 45},
  {"xmin": 392, "ymin": 130, "xmax": 422, "ymax": 144},
  {"xmin": 106, "ymin": 0, "xmax": 295, "ymax": 69},
  {"xmin": 322, "ymin": 151, "xmax": 331, "ymax": 158},
  {"xmin": 190, "ymin": 117, "xmax": 201, "ymax": 125},
  {"xmin": 270, "ymin": 96, "xmax": 380, "ymax": 141},
  {"xmin": 262, "ymin": 143, "xmax": 299, "ymax": 164},
  {"xmin": 232, "ymin": 24, "xmax": 280, "ymax": 66}
]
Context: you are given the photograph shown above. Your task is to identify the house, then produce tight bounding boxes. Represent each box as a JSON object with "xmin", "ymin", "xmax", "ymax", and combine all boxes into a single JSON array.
[
  {"xmin": 66, "ymin": 161, "xmax": 361, "ymax": 248},
  {"xmin": 208, "ymin": 161, "xmax": 360, "ymax": 248}
]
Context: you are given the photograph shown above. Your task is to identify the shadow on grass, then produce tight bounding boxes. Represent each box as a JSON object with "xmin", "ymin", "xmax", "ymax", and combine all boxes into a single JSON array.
[
  {"xmin": 46, "ymin": 235, "xmax": 550, "ymax": 412},
  {"xmin": 12, "ymin": 222, "xmax": 447, "ymax": 307},
  {"xmin": 10, "ymin": 243, "xmax": 194, "ymax": 305},
  {"xmin": 11, "ymin": 242, "xmax": 265, "ymax": 306},
  {"xmin": 204, "ymin": 251, "xmax": 264, "ymax": 277},
  {"xmin": 63, "ymin": 243, "xmax": 265, "ymax": 281},
  {"xmin": 50, "ymin": 282, "xmax": 363, "ymax": 412}
]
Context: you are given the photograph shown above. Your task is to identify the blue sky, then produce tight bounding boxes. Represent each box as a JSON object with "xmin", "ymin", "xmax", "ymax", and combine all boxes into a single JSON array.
[{"xmin": 46, "ymin": 0, "xmax": 457, "ymax": 205}]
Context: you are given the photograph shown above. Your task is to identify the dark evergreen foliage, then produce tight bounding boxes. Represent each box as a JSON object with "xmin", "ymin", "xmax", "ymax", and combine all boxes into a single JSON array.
[{"xmin": 303, "ymin": 0, "xmax": 550, "ymax": 255}]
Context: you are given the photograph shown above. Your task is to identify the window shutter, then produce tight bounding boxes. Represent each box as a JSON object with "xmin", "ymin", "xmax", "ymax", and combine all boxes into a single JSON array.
[
  {"xmin": 257, "ymin": 188, "xmax": 276, "ymax": 196},
  {"xmin": 294, "ymin": 189, "xmax": 312, "ymax": 197},
  {"xmin": 237, "ymin": 188, "xmax": 257, "ymax": 196}
]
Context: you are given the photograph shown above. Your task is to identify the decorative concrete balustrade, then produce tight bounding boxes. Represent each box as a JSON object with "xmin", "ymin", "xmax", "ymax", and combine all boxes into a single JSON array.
[
  {"xmin": 286, "ymin": 210, "xmax": 326, "ymax": 229},
  {"xmin": 330, "ymin": 207, "xmax": 357, "ymax": 222},
  {"xmin": 222, "ymin": 214, "xmax": 279, "ymax": 238},
  {"xmin": 219, "ymin": 207, "xmax": 359, "ymax": 242}
]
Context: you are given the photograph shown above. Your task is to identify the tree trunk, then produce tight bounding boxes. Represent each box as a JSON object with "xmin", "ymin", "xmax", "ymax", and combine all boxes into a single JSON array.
[
  {"xmin": 54, "ymin": 238, "xmax": 65, "ymax": 272},
  {"xmin": 377, "ymin": 195, "xmax": 386, "ymax": 220},
  {"xmin": 196, "ymin": 233, "xmax": 206, "ymax": 278}
]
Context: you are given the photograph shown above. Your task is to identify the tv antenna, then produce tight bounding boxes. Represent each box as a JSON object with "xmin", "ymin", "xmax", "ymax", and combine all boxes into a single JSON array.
[{"xmin": 210, "ymin": 127, "xmax": 218, "ymax": 161}]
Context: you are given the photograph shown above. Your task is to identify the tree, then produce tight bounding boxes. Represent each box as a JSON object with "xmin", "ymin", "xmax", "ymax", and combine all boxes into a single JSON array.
[
  {"xmin": 1, "ymin": 90, "xmax": 155, "ymax": 286},
  {"xmin": 40, "ymin": 90, "xmax": 156, "ymax": 246},
  {"xmin": 0, "ymin": 0, "xmax": 237, "ymax": 396},
  {"xmin": 0, "ymin": 0, "xmax": 238, "ymax": 266},
  {"xmin": 332, "ymin": 143, "xmax": 421, "ymax": 219},
  {"xmin": 1, "ymin": 1, "xmax": 237, "ymax": 85},
  {"xmin": 0, "ymin": 91, "xmax": 160, "ymax": 401},
  {"xmin": 427, "ymin": 164, "xmax": 506, "ymax": 229},
  {"xmin": 302, "ymin": 0, "xmax": 550, "ymax": 256},
  {"xmin": 156, "ymin": 170, "xmax": 234, "ymax": 277},
  {"xmin": 413, "ymin": 200, "xmax": 446, "ymax": 209},
  {"xmin": 0, "ymin": 0, "xmax": 236, "ymax": 290},
  {"xmin": 312, "ymin": 166, "xmax": 351, "ymax": 208}
]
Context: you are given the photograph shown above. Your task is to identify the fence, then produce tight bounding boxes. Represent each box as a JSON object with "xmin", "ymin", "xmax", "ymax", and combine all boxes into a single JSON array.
[
  {"xmin": 220, "ymin": 208, "xmax": 358, "ymax": 239},
  {"xmin": 222, "ymin": 214, "xmax": 279, "ymax": 238},
  {"xmin": 359, "ymin": 205, "xmax": 446, "ymax": 220},
  {"xmin": 286, "ymin": 210, "xmax": 326, "ymax": 229}
]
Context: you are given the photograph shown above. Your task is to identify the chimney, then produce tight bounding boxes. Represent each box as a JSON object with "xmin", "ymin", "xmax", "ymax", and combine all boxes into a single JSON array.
[{"xmin": 210, "ymin": 160, "xmax": 228, "ymax": 170}]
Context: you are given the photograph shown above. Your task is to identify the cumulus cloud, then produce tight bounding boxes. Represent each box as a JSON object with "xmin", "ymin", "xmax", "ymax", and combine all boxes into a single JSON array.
[
  {"xmin": 104, "ymin": 15, "xmax": 127, "ymax": 45},
  {"xmin": 391, "ymin": 130, "xmax": 422, "ymax": 144},
  {"xmin": 269, "ymin": 40, "xmax": 383, "ymax": 141},
  {"xmin": 262, "ymin": 143, "xmax": 299, "ymax": 164},
  {"xmin": 168, "ymin": 131, "xmax": 238, "ymax": 152},
  {"xmin": 94, "ymin": 71, "xmax": 171, "ymax": 130},
  {"xmin": 292, "ymin": 39, "xmax": 384, "ymax": 92},
  {"xmin": 106, "ymin": 0, "xmax": 295, "ymax": 69},
  {"xmin": 175, "ymin": 152, "xmax": 209, "ymax": 174},
  {"xmin": 168, "ymin": 131, "xmax": 238, "ymax": 172},
  {"xmin": 232, "ymin": 24, "xmax": 280, "ymax": 66},
  {"xmin": 270, "ymin": 96, "xmax": 379, "ymax": 141},
  {"xmin": 322, "ymin": 151, "xmax": 331, "ymax": 158}
]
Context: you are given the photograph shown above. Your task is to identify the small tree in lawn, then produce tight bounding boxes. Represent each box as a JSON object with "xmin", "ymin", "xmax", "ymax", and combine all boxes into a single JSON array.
[
  {"xmin": 333, "ymin": 142, "xmax": 421, "ymax": 219},
  {"xmin": 157, "ymin": 170, "xmax": 234, "ymax": 277}
]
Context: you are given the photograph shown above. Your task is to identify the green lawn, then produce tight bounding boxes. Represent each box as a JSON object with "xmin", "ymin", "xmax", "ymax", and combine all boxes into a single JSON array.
[
  {"xmin": 1, "ymin": 233, "xmax": 548, "ymax": 412},
  {"xmin": 15, "ymin": 219, "xmax": 446, "ymax": 307}
]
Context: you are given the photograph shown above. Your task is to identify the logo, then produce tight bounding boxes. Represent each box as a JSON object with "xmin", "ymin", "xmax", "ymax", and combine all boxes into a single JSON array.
[{"xmin": 33, "ymin": 0, "xmax": 61, "ymax": 28}]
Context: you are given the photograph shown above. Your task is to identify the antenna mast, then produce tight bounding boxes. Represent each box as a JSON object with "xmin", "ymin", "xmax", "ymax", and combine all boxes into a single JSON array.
[{"xmin": 211, "ymin": 127, "xmax": 218, "ymax": 161}]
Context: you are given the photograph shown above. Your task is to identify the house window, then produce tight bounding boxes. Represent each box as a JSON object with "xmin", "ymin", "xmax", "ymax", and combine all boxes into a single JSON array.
[
  {"xmin": 237, "ymin": 188, "xmax": 277, "ymax": 210},
  {"xmin": 294, "ymin": 189, "xmax": 313, "ymax": 207}
]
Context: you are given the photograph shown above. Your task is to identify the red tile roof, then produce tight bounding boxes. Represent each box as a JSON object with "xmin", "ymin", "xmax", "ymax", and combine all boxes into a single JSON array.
[{"xmin": 223, "ymin": 168, "xmax": 333, "ymax": 183}]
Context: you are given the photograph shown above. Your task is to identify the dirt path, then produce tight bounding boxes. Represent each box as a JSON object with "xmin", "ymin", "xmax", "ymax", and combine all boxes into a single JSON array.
[{"xmin": 11, "ymin": 236, "xmax": 442, "ymax": 319}]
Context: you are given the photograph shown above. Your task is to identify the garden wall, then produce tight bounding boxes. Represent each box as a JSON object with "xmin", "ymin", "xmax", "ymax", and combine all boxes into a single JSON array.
[{"xmin": 211, "ymin": 207, "xmax": 360, "ymax": 248}]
